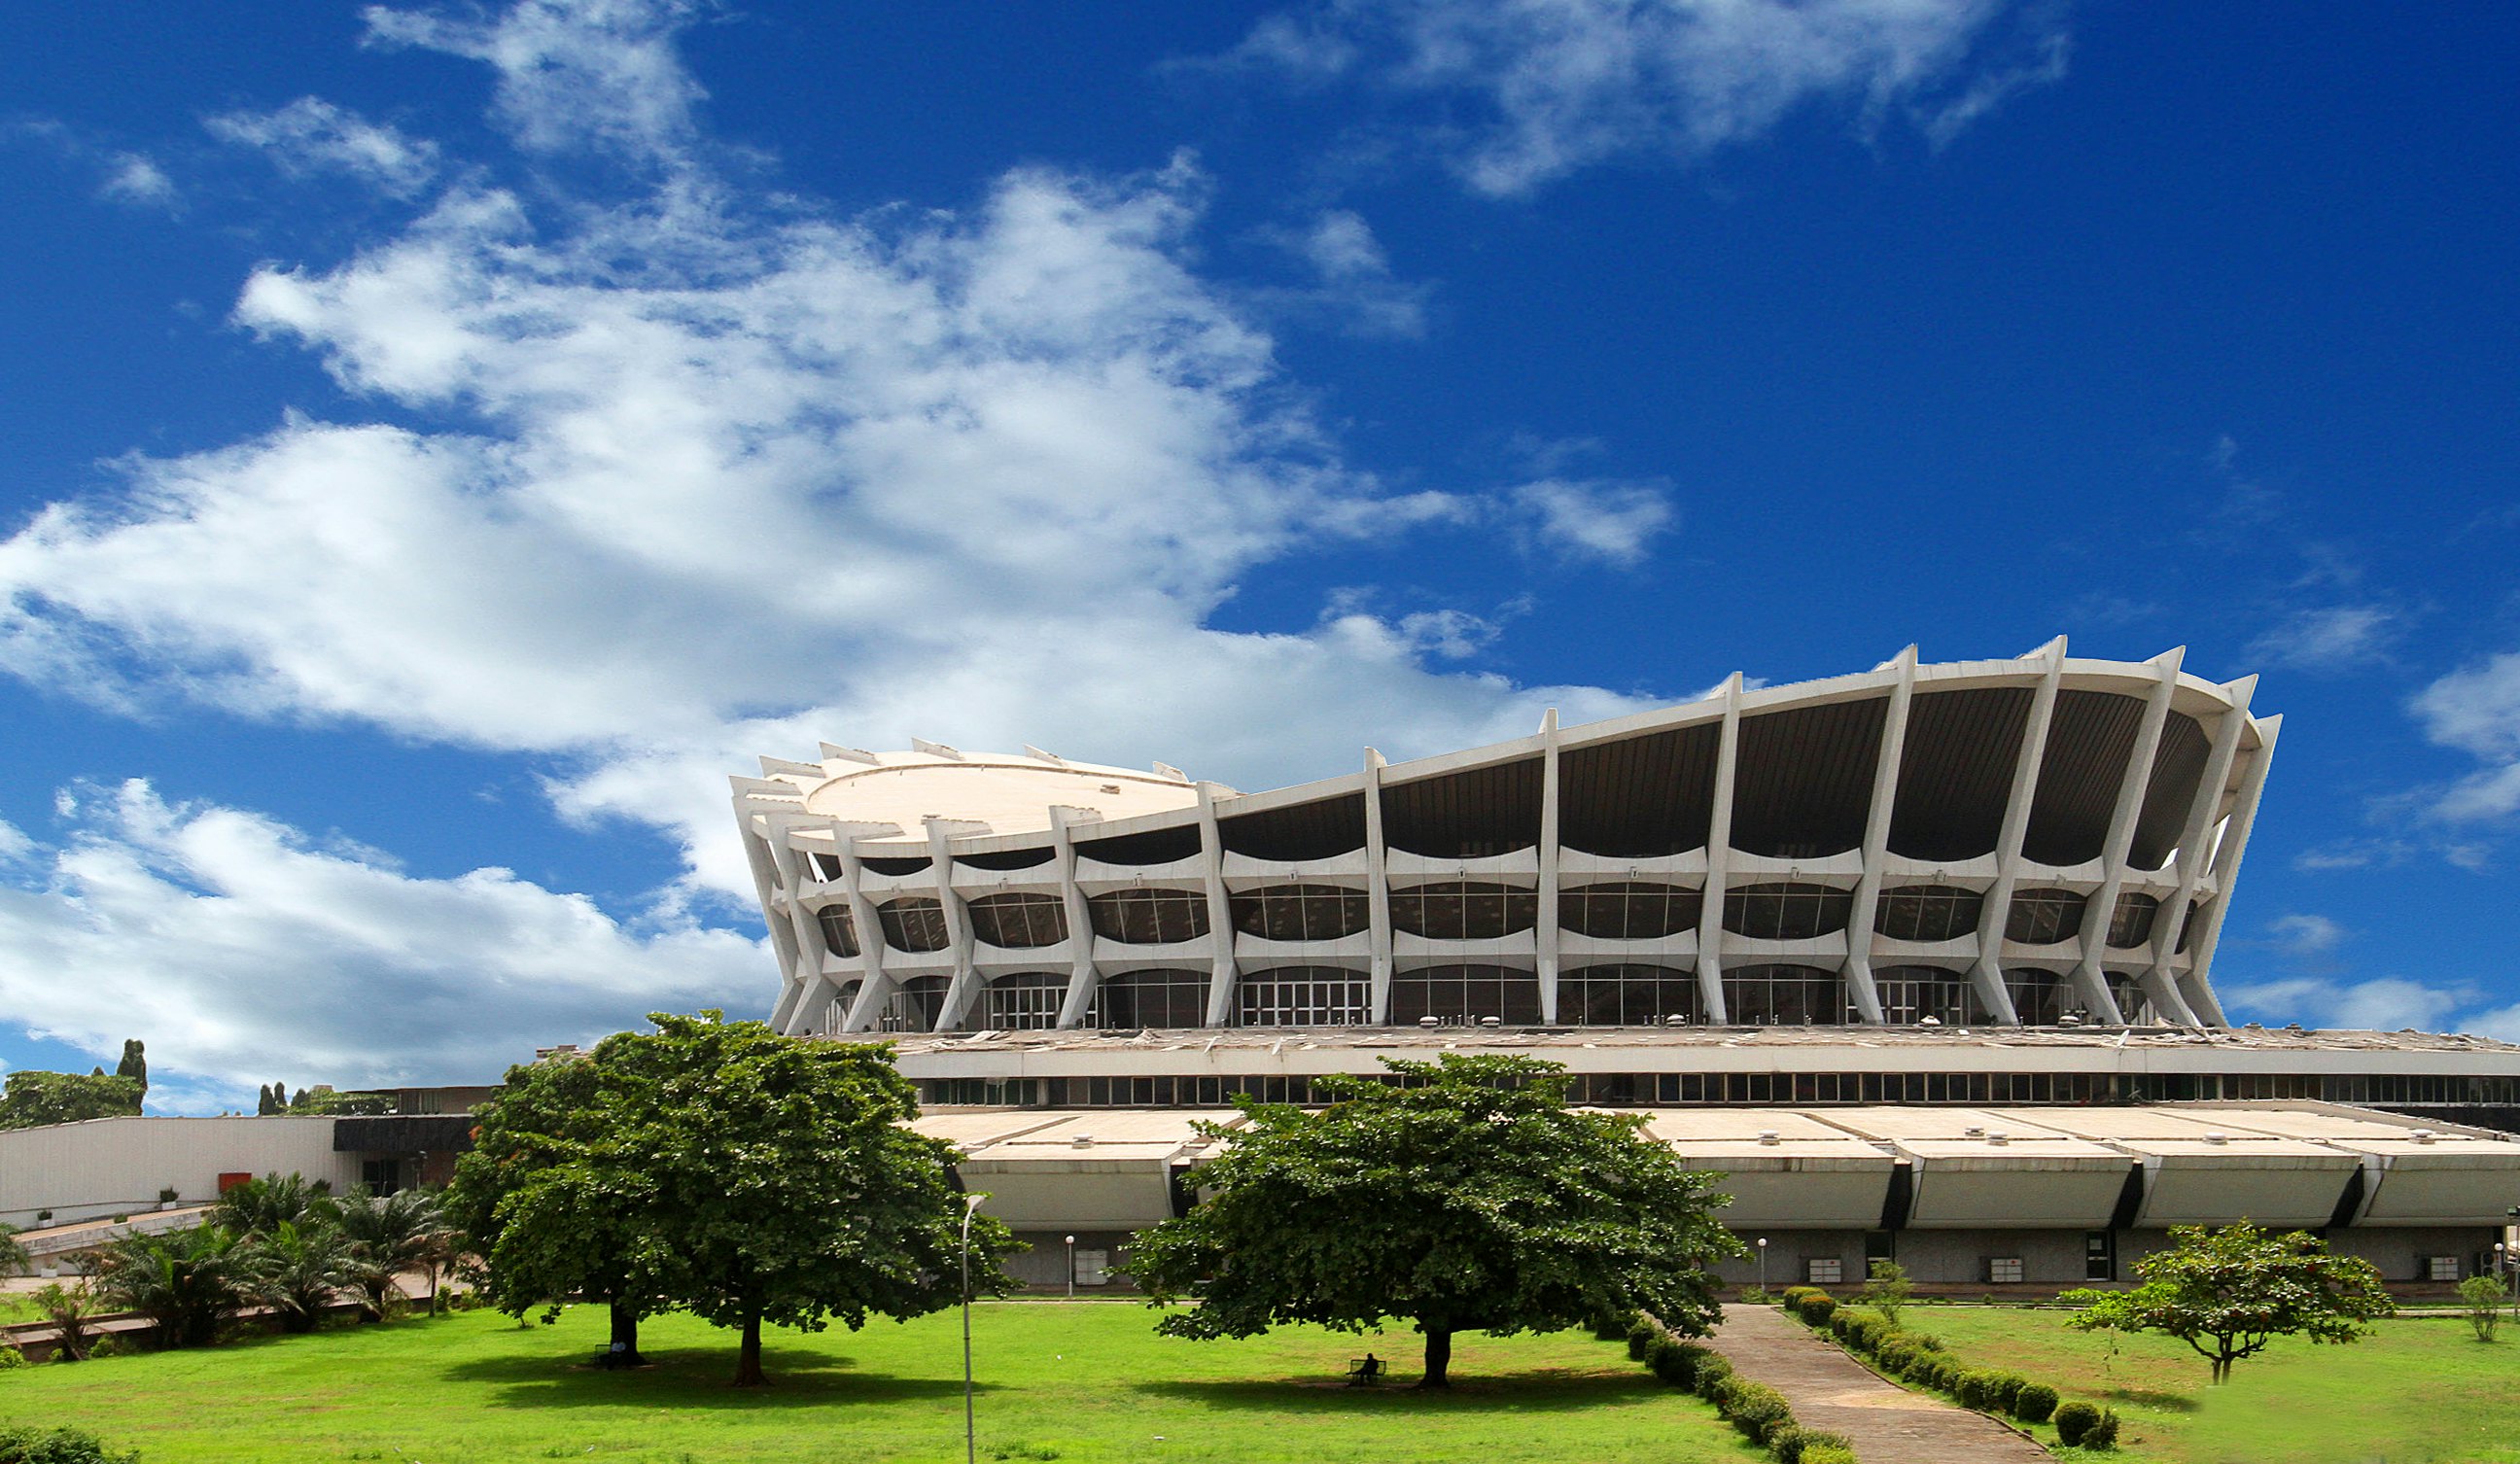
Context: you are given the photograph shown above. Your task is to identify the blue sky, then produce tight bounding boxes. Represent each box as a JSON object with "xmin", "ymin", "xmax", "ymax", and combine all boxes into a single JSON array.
[{"xmin": 1, "ymin": 2, "xmax": 2514, "ymax": 1112}]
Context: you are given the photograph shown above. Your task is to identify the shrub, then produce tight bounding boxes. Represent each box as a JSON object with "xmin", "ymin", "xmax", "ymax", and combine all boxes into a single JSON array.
[
  {"xmin": 2458, "ymin": 1273, "xmax": 2508, "ymax": 1342},
  {"xmin": 1859, "ymin": 1258, "xmax": 1911, "ymax": 1326},
  {"xmin": 1802, "ymin": 1448, "xmax": 1858, "ymax": 1464},
  {"xmin": 1627, "ymin": 1317, "xmax": 1661, "ymax": 1360},
  {"xmin": 1874, "ymin": 1336, "xmax": 1918, "ymax": 1374},
  {"xmin": 1796, "ymin": 1292, "xmax": 1838, "ymax": 1326},
  {"xmin": 1712, "ymin": 1377, "xmax": 1796, "ymax": 1444},
  {"xmin": 1925, "ymin": 1356, "xmax": 1966, "ymax": 1393},
  {"xmin": 1649, "ymin": 1338, "xmax": 1715, "ymax": 1389},
  {"xmin": 1780, "ymin": 1285, "xmax": 1820, "ymax": 1309},
  {"xmin": 1953, "ymin": 1370, "xmax": 1995, "ymax": 1409},
  {"xmin": 1739, "ymin": 1285, "xmax": 1771, "ymax": 1306},
  {"xmin": 1593, "ymin": 1310, "xmax": 1638, "ymax": 1341},
  {"xmin": 2086, "ymin": 1408, "xmax": 2121, "ymax": 1449},
  {"xmin": 2054, "ymin": 1401, "xmax": 2104, "ymax": 1446},
  {"xmin": 1770, "ymin": 1426, "xmax": 1854, "ymax": 1464},
  {"xmin": 2012, "ymin": 1382, "xmax": 2058, "ymax": 1423},
  {"xmin": 1981, "ymin": 1373, "xmax": 2027, "ymax": 1412},
  {"xmin": 1691, "ymin": 1352, "xmax": 1734, "ymax": 1400},
  {"xmin": 0, "ymin": 1424, "xmax": 140, "ymax": 1464},
  {"xmin": 0, "ymin": 1347, "xmax": 25, "ymax": 1371}
]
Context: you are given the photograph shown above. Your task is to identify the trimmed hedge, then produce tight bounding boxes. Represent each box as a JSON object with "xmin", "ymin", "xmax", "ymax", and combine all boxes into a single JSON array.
[
  {"xmin": 1649, "ymin": 1336, "xmax": 1720, "ymax": 1389},
  {"xmin": 1627, "ymin": 1317, "xmax": 1661, "ymax": 1361},
  {"xmin": 2054, "ymin": 1401, "xmax": 2103, "ymax": 1446},
  {"xmin": 1712, "ymin": 1377, "xmax": 1797, "ymax": 1444},
  {"xmin": 1795, "ymin": 1292, "xmax": 1839, "ymax": 1326},
  {"xmin": 0, "ymin": 1426, "xmax": 140, "ymax": 1464},
  {"xmin": 1620, "ymin": 1310, "xmax": 1858, "ymax": 1462},
  {"xmin": 1692, "ymin": 1352, "xmax": 1734, "ymax": 1399},
  {"xmin": 1769, "ymin": 1426, "xmax": 1855, "ymax": 1464},
  {"xmin": 1802, "ymin": 1448, "xmax": 1859, "ymax": 1464},
  {"xmin": 2012, "ymin": 1382, "xmax": 2059, "ymax": 1424}
]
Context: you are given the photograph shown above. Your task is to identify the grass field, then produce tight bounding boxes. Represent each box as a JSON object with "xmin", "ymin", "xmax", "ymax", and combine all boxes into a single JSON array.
[
  {"xmin": 0, "ymin": 1303, "xmax": 1766, "ymax": 1464},
  {"xmin": 1892, "ymin": 1305, "xmax": 2520, "ymax": 1464}
]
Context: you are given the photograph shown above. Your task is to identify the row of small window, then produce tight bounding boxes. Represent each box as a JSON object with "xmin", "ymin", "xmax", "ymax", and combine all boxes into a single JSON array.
[
  {"xmin": 831, "ymin": 963, "xmax": 2161, "ymax": 1033},
  {"xmin": 815, "ymin": 884, "xmax": 2200, "ymax": 955},
  {"xmin": 915, "ymin": 1071, "xmax": 2519, "ymax": 1113}
]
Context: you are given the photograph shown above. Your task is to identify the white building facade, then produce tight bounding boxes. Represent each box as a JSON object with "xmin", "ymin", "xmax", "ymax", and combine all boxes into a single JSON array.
[{"xmin": 734, "ymin": 643, "xmax": 2276, "ymax": 1039}]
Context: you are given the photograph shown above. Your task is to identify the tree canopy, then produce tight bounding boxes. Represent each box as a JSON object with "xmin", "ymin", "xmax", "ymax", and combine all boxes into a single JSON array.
[
  {"xmin": 2064, "ymin": 1222, "xmax": 2395, "ymax": 1382},
  {"xmin": 0, "ymin": 1069, "xmax": 143, "ymax": 1130},
  {"xmin": 1130, "ymin": 1053, "xmax": 1743, "ymax": 1387},
  {"xmin": 447, "ymin": 1010, "xmax": 1018, "ymax": 1385}
]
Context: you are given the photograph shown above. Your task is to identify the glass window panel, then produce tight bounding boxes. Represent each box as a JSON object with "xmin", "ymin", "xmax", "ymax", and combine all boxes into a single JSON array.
[
  {"xmin": 1874, "ymin": 886, "xmax": 1983, "ymax": 943},
  {"xmin": 2005, "ymin": 889, "xmax": 2086, "ymax": 945},
  {"xmin": 1720, "ymin": 963, "xmax": 1846, "ymax": 1024},
  {"xmin": 881, "ymin": 975, "xmax": 950, "ymax": 1030},
  {"xmin": 1872, "ymin": 965, "xmax": 1987, "ymax": 1025},
  {"xmin": 1561, "ymin": 963, "xmax": 1702, "ymax": 1026},
  {"xmin": 967, "ymin": 891, "xmax": 1068, "ymax": 949},
  {"xmin": 815, "ymin": 905, "xmax": 860, "ymax": 957},
  {"xmin": 1087, "ymin": 889, "xmax": 1211, "ymax": 944},
  {"xmin": 878, "ymin": 897, "xmax": 952, "ymax": 953},
  {"xmin": 1087, "ymin": 969, "xmax": 1210, "ymax": 1028},
  {"xmin": 1236, "ymin": 965, "xmax": 1371, "ymax": 1027},
  {"xmin": 1558, "ymin": 883, "xmax": 1702, "ymax": 939},
  {"xmin": 1388, "ymin": 882, "xmax": 1540, "ymax": 939},
  {"xmin": 984, "ymin": 971, "xmax": 1065, "ymax": 1030},
  {"xmin": 1387, "ymin": 963, "xmax": 1542, "ymax": 1024},
  {"xmin": 1229, "ymin": 886, "xmax": 1371, "ymax": 941},
  {"xmin": 2106, "ymin": 892, "xmax": 2160, "ymax": 949},
  {"xmin": 1722, "ymin": 884, "xmax": 1854, "ymax": 939}
]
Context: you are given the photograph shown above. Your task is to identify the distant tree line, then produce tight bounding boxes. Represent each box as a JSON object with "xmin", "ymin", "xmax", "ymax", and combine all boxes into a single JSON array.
[{"xmin": 0, "ymin": 1040, "xmax": 148, "ymax": 1131}]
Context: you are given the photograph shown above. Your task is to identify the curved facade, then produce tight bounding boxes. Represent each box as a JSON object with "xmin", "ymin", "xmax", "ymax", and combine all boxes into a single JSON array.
[{"xmin": 733, "ymin": 642, "xmax": 2280, "ymax": 1037}]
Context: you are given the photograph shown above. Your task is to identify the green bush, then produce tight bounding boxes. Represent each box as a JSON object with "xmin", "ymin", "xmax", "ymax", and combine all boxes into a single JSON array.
[
  {"xmin": 1779, "ymin": 1285, "xmax": 1821, "ymax": 1309},
  {"xmin": 2012, "ymin": 1382, "xmax": 2058, "ymax": 1423},
  {"xmin": 1953, "ymin": 1370, "xmax": 1994, "ymax": 1409},
  {"xmin": 1770, "ymin": 1426, "xmax": 1854, "ymax": 1464},
  {"xmin": 1691, "ymin": 1352, "xmax": 1734, "ymax": 1400},
  {"xmin": 1626, "ymin": 1317, "xmax": 1661, "ymax": 1361},
  {"xmin": 0, "ymin": 1347, "xmax": 24, "ymax": 1371},
  {"xmin": 1592, "ymin": 1310, "xmax": 1638, "ymax": 1341},
  {"xmin": 1924, "ymin": 1356, "xmax": 1965, "ymax": 1393},
  {"xmin": 1648, "ymin": 1338, "xmax": 1715, "ymax": 1389},
  {"xmin": 1795, "ymin": 1292, "xmax": 1838, "ymax": 1326},
  {"xmin": 0, "ymin": 1425, "xmax": 140, "ymax": 1464},
  {"xmin": 1801, "ymin": 1448, "xmax": 1859, "ymax": 1464},
  {"xmin": 1873, "ymin": 1336, "xmax": 1918, "ymax": 1374},
  {"xmin": 2054, "ymin": 1401, "xmax": 2104, "ymax": 1446},
  {"xmin": 2086, "ymin": 1409, "xmax": 2120, "ymax": 1449},
  {"xmin": 1978, "ymin": 1373, "xmax": 2026, "ymax": 1412},
  {"xmin": 1712, "ymin": 1377, "xmax": 1796, "ymax": 1444}
]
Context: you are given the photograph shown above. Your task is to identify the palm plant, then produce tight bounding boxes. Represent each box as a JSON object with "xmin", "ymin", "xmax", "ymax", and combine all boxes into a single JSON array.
[
  {"xmin": 32, "ymin": 1281, "xmax": 102, "ymax": 1361},
  {"xmin": 0, "ymin": 1223, "xmax": 26, "ymax": 1277},
  {"xmin": 92, "ymin": 1224, "xmax": 263, "ymax": 1347},
  {"xmin": 256, "ymin": 1220, "xmax": 357, "ymax": 1333},
  {"xmin": 335, "ymin": 1186, "xmax": 447, "ymax": 1320},
  {"xmin": 208, "ymin": 1172, "xmax": 338, "ymax": 1237}
]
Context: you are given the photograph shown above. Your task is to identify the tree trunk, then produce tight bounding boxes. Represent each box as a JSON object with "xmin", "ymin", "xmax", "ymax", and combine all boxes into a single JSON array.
[
  {"xmin": 732, "ymin": 1307, "xmax": 766, "ymax": 1387},
  {"xmin": 1418, "ymin": 1326, "xmax": 1452, "ymax": 1389},
  {"xmin": 607, "ymin": 1303, "xmax": 645, "ymax": 1368}
]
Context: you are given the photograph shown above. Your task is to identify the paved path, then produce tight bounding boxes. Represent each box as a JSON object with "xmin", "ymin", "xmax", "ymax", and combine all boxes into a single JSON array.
[{"xmin": 1704, "ymin": 1305, "xmax": 2050, "ymax": 1464}]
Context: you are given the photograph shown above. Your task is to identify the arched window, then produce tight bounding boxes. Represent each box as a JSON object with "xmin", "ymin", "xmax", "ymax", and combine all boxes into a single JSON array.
[
  {"xmin": 2005, "ymin": 889, "xmax": 2085, "ymax": 945},
  {"xmin": 2105, "ymin": 892, "xmax": 2159, "ymax": 949},
  {"xmin": 1561, "ymin": 964, "xmax": 1701, "ymax": 1026},
  {"xmin": 984, "ymin": 971, "xmax": 1066, "ymax": 1029},
  {"xmin": 878, "ymin": 896, "xmax": 951, "ymax": 953},
  {"xmin": 1087, "ymin": 969, "xmax": 1209, "ymax": 1028},
  {"xmin": 1558, "ymin": 883, "xmax": 1701, "ymax": 939},
  {"xmin": 2004, "ymin": 969, "xmax": 2066, "ymax": 1026},
  {"xmin": 816, "ymin": 905, "xmax": 859, "ymax": 958},
  {"xmin": 1389, "ymin": 882, "xmax": 1539, "ymax": 939},
  {"xmin": 1230, "ymin": 886, "xmax": 1370, "ymax": 941},
  {"xmin": 1873, "ymin": 966, "xmax": 1987, "ymax": 1025},
  {"xmin": 966, "ymin": 891, "xmax": 1067, "ymax": 948},
  {"xmin": 1087, "ymin": 889, "xmax": 1210, "ymax": 944},
  {"xmin": 826, "ymin": 980, "xmax": 861, "ymax": 1033},
  {"xmin": 1874, "ymin": 887, "xmax": 1982, "ymax": 943},
  {"xmin": 883, "ymin": 975, "xmax": 950, "ymax": 1031},
  {"xmin": 1722, "ymin": 964, "xmax": 1847, "ymax": 1025},
  {"xmin": 1236, "ymin": 966, "xmax": 1370, "ymax": 1027},
  {"xmin": 1722, "ymin": 884, "xmax": 1853, "ymax": 940},
  {"xmin": 2105, "ymin": 970, "xmax": 2153, "ymax": 1025},
  {"xmin": 1388, "ymin": 964, "xmax": 1541, "ymax": 1025}
]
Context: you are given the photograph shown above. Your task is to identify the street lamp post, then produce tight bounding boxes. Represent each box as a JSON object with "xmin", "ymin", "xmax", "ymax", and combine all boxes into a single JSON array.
[
  {"xmin": 1756, "ymin": 1237, "xmax": 1768, "ymax": 1294},
  {"xmin": 1065, "ymin": 1235, "xmax": 1077, "ymax": 1300},
  {"xmin": 961, "ymin": 1194, "xmax": 984, "ymax": 1464}
]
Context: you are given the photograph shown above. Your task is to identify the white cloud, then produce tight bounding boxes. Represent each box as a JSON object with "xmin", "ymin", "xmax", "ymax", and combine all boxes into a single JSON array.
[
  {"xmin": 207, "ymin": 97, "xmax": 440, "ymax": 197},
  {"xmin": 0, "ymin": 781, "xmax": 763, "ymax": 1100},
  {"xmin": 1509, "ymin": 477, "xmax": 1674, "ymax": 566},
  {"xmin": 2246, "ymin": 603, "xmax": 2400, "ymax": 671},
  {"xmin": 98, "ymin": 153, "xmax": 177, "ymax": 208},
  {"xmin": 0, "ymin": 819, "xmax": 31, "ymax": 865},
  {"xmin": 1218, "ymin": 0, "xmax": 2067, "ymax": 194},
  {"xmin": 363, "ymin": 0, "xmax": 707, "ymax": 162},
  {"xmin": 1259, "ymin": 208, "xmax": 1429, "ymax": 336},
  {"xmin": 2266, "ymin": 913, "xmax": 2345, "ymax": 957},
  {"xmin": 2221, "ymin": 975, "xmax": 2474, "ymax": 1036},
  {"xmin": 2412, "ymin": 651, "xmax": 2520, "ymax": 823}
]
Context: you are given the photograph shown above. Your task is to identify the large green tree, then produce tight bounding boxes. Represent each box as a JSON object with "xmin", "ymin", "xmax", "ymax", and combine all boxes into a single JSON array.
[
  {"xmin": 450, "ymin": 1012, "xmax": 1017, "ymax": 1386},
  {"xmin": 1130, "ymin": 1054, "xmax": 1743, "ymax": 1387},
  {"xmin": 2064, "ymin": 1222, "xmax": 2396, "ymax": 1382},
  {"xmin": 0, "ymin": 1070, "xmax": 143, "ymax": 1130},
  {"xmin": 115, "ymin": 1039, "xmax": 148, "ymax": 1094}
]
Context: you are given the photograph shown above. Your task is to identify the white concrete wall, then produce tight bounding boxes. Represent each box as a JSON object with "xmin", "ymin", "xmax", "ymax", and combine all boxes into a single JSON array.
[{"xmin": 0, "ymin": 1117, "xmax": 355, "ymax": 1226}]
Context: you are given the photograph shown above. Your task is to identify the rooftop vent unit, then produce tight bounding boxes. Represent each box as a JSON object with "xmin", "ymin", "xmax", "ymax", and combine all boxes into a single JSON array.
[
  {"xmin": 2205, "ymin": 1132, "xmax": 2229, "ymax": 1145},
  {"xmin": 1480, "ymin": 1016, "xmax": 1501, "ymax": 1028},
  {"xmin": 1986, "ymin": 1132, "xmax": 2009, "ymax": 1146},
  {"xmin": 1963, "ymin": 1126, "xmax": 1985, "ymax": 1138},
  {"xmin": 1757, "ymin": 1130, "xmax": 1781, "ymax": 1146},
  {"xmin": 1070, "ymin": 1133, "xmax": 1095, "ymax": 1148},
  {"xmin": 1418, "ymin": 1016, "xmax": 1441, "ymax": 1029}
]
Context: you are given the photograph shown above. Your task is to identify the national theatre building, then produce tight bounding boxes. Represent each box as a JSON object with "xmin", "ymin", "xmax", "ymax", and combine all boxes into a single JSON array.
[{"xmin": 733, "ymin": 644, "xmax": 2520, "ymax": 1292}]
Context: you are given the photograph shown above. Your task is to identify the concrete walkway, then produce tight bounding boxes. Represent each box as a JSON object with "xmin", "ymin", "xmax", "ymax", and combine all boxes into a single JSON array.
[{"xmin": 1704, "ymin": 1305, "xmax": 2050, "ymax": 1464}]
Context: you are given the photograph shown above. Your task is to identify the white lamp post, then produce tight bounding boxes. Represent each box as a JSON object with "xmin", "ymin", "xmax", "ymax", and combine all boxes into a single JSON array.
[
  {"xmin": 1065, "ymin": 1234, "xmax": 1077, "ymax": 1299},
  {"xmin": 961, "ymin": 1194, "xmax": 984, "ymax": 1464},
  {"xmin": 1756, "ymin": 1237, "xmax": 1768, "ymax": 1293}
]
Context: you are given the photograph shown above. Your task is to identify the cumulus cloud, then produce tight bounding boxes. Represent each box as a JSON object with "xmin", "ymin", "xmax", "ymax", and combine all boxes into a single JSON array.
[
  {"xmin": 0, "ymin": 781, "xmax": 762, "ymax": 1100},
  {"xmin": 1212, "ymin": 0, "xmax": 2069, "ymax": 194},
  {"xmin": 1509, "ymin": 477, "xmax": 1674, "ymax": 565},
  {"xmin": 0, "ymin": 0, "xmax": 1676, "ymax": 1092},
  {"xmin": 207, "ymin": 97, "xmax": 440, "ymax": 196},
  {"xmin": 98, "ymin": 153, "xmax": 178, "ymax": 208},
  {"xmin": 2221, "ymin": 975, "xmax": 2479, "ymax": 1035},
  {"xmin": 2411, "ymin": 650, "xmax": 2520, "ymax": 824},
  {"xmin": 2266, "ymin": 913, "xmax": 2345, "ymax": 957}
]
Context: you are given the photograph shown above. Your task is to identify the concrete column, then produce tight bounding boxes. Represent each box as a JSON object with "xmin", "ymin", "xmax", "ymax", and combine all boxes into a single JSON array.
[
  {"xmin": 2071, "ymin": 646, "xmax": 2185, "ymax": 1023},
  {"xmin": 1694, "ymin": 675, "xmax": 1744, "ymax": 1024},
  {"xmin": 928, "ymin": 820, "xmax": 982, "ymax": 1032},
  {"xmin": 1197, "ymin": 784, "xmax": 1240, "ymax": 1028},
  {"xmin": 836, "ymin": 831, "xmax": 890, "ymax": 1032},
  {"xmin": 2143, "ymin": 676, "xmax": 2256, "ymax": 1028},
  {"xmin": 1971, "ymin": 637, "xmax": 2067, "ymax": 1025},
  {"xmin": 1052, "ymin": 810, "xmax": 1102, "ymax": 1028},
  {"xmin": 2181, "ymin": 714, "xmax": 2283, "ymax": 1027},
  {"xmin": 1536, "ymin": 709, "xmax": 1563, "ymax": 1023},
  {"xmin": 1839, "ymin": 646, "xmax": 1916, "ymax": 1026},
  {"xmin": 1364, "ymin": 749, "xmax": 1394, "ymax": 1024}
]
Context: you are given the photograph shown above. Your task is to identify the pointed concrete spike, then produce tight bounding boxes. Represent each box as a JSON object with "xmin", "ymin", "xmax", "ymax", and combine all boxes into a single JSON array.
[
  {"xmin": 1539, "ymin": 706, "xmax": 1559, "ymax": 734},
  {"xmin": 820, "ymin": 743, "xmax": 880, "ymax": 766},
  {"xmin": 2152, "ymin": 645, "xmax": 2188, "ymax": 672},
  {"xmin": 910, "ymin": 737, "xmax": 963, "ymax": 760},
  {"xmin": 1153, "ymin": 761, "xmax": 1188, "ymax": 782},
  {"xmin": 1364, "ymin": 747, "xmax": 1387, "ymax": 769},
  {"xmin": 2221, "ymin": 674, "xmax": 2259, "ymax": 708},
  {"xmin": 1022, "ymin": 745, "xmax": 1067, "ymax": 766}
]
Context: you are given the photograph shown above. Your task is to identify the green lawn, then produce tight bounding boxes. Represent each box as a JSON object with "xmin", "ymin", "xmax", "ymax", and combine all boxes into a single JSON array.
[
  {"xmin": 1894, "ymin": 1306, "xmax": 2520, "ymax": 1464},
  {"xmin": 1, "ymin": 1303, "xmax": 1765, "ymax": 1464}
]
